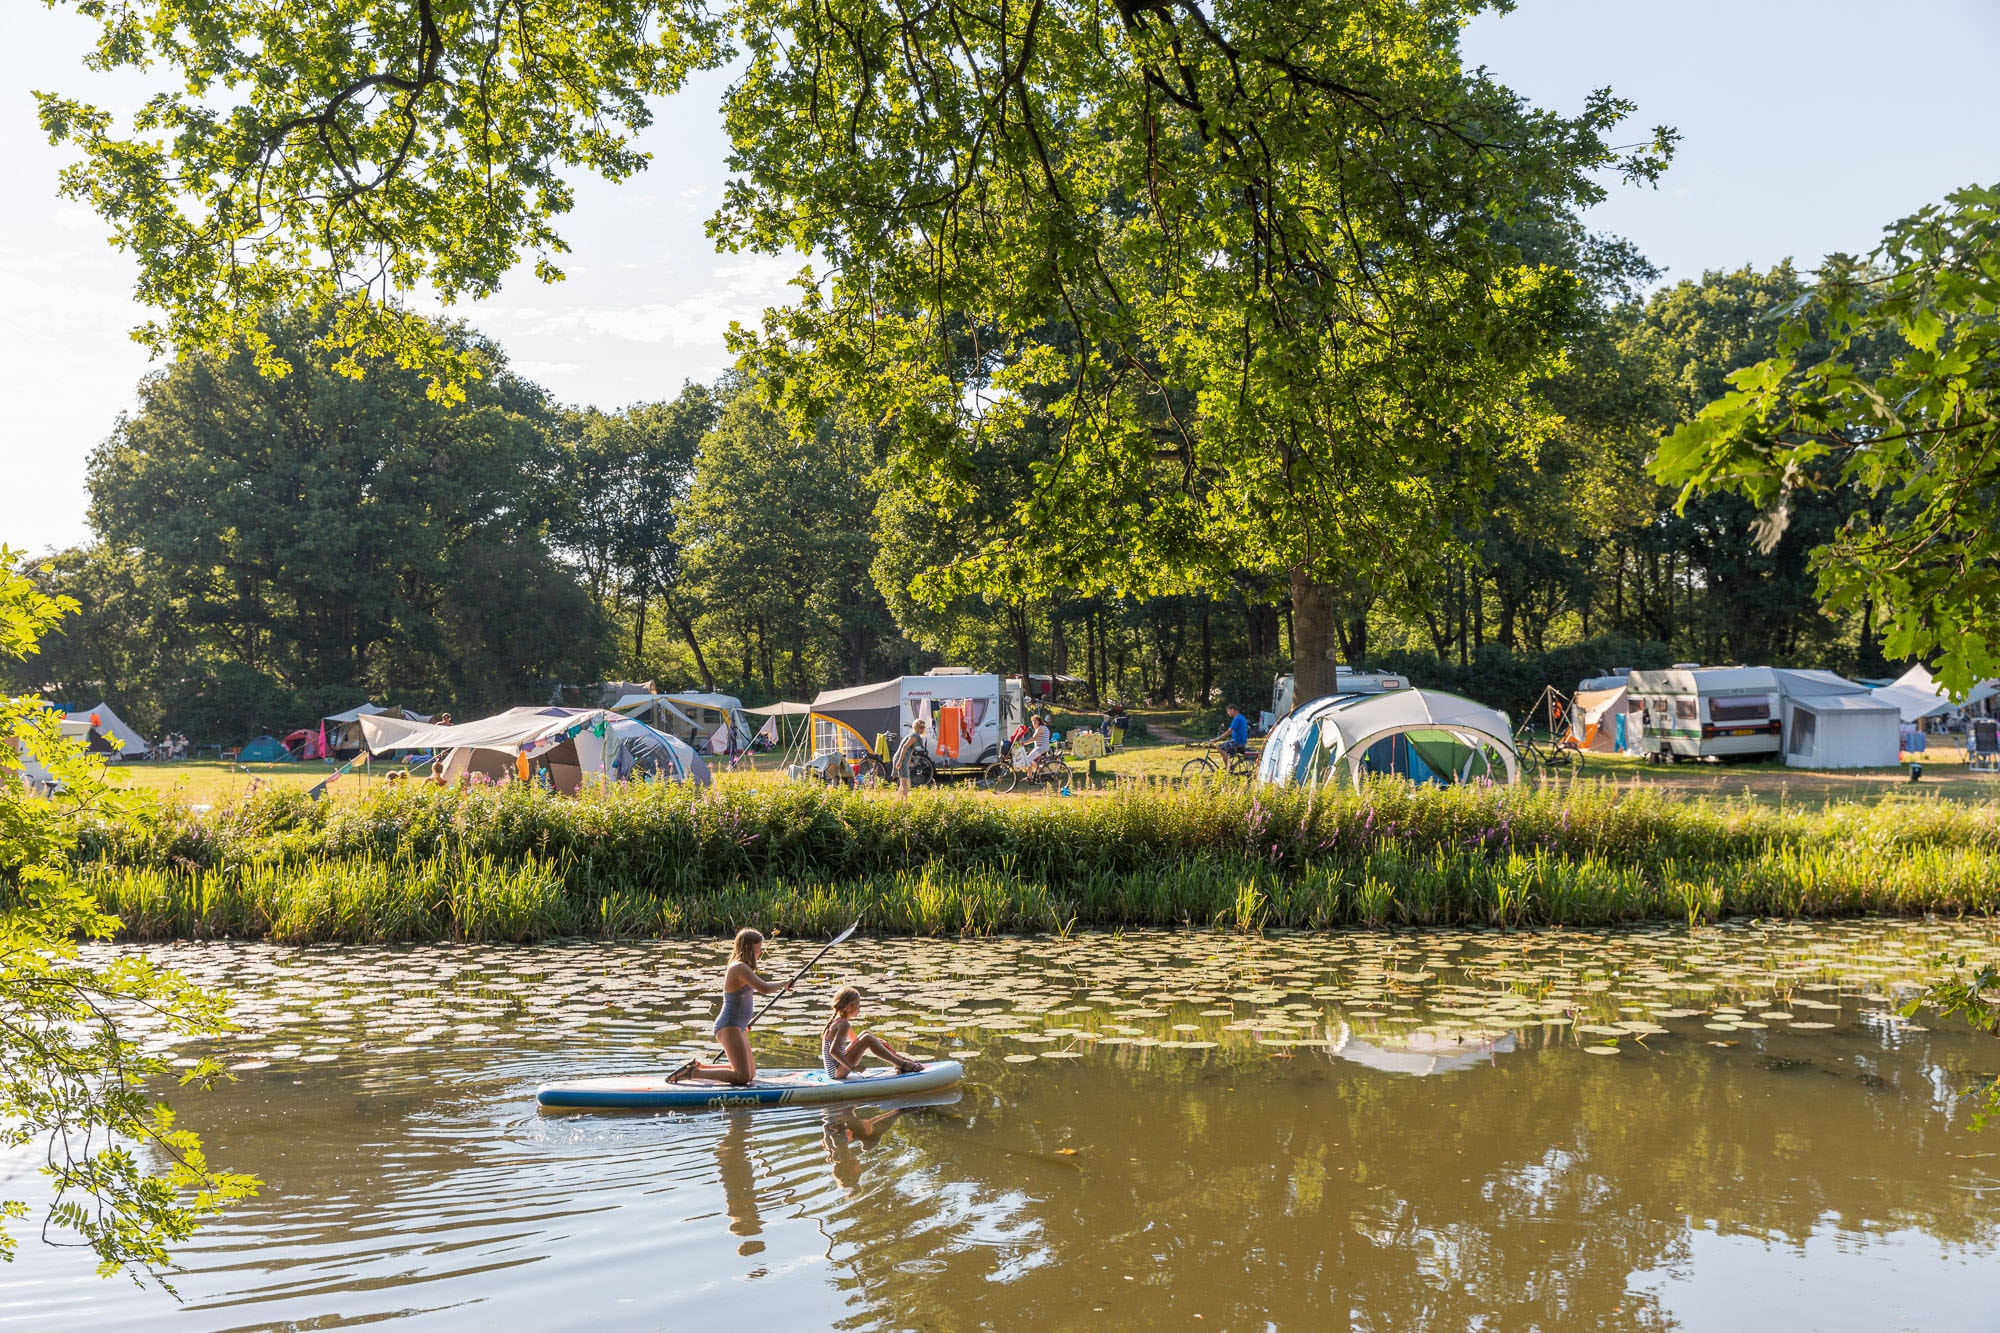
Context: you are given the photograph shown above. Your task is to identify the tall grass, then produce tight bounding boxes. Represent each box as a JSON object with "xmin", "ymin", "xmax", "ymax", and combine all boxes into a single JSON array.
[{"xmin": 69, "ymin": 779, "xmax": 2000, "ymax": 942}]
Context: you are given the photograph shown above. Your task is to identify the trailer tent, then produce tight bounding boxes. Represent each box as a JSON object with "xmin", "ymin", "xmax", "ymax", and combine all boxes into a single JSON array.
[
  {"xmin": 1256, "ymin": 689, "xmax": 1518, "ymax": 789},
  {"xmin": 360, "ymin": 707, "xmax": 710, "ymax": 791},
  {"xmin": 809, "ymin": 672, "xmax": 1021, "ymax": 772},
  {"xmin": 612, "ymin": 692, "xmax": 753, "ymax": 753}
]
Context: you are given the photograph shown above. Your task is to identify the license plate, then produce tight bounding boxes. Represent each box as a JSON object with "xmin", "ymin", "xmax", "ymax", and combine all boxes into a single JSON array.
[{"xmin": 1730, "ymin": 728, "xmax": 1756, "ymax": 736}]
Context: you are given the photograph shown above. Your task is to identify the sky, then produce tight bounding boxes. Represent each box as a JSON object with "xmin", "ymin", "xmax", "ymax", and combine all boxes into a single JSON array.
[{"xmin": 3, "ymin": 0, "xmax": 1997, "ymax": 556}]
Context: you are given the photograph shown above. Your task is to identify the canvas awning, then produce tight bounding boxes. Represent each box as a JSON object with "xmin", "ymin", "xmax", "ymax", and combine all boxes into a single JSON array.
[
  {"xmin": 359, "ymin": 706, "xmax": 591, "ymax": 754},
  {"xmin": 744, "ymin": 701, "xmax": 813, "ymax": 716}
]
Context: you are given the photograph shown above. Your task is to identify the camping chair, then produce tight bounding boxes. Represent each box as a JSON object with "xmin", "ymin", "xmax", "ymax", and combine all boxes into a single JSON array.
[{"xmin": 1971, "ymin": 720, "xmax": 2000, "ymax": 775}]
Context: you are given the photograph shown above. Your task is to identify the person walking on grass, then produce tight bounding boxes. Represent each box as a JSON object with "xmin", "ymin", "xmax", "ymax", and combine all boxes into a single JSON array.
[
  {"xmin": 894, "ymin": 718, "xmax": 928, "ymax": 800},
  {"xmin": 668, "ymin": 928, "xmax": 793, "ymax": 1086},
  {"xmin": 821, "ymin": 986, "xmax": 923, "ymax": 1080}
]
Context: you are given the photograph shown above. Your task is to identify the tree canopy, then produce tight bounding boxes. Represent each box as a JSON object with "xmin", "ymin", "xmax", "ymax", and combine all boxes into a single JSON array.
[{"xmin": 1654, "ymin": 184, "xmax": 1999, "ymax": 695}]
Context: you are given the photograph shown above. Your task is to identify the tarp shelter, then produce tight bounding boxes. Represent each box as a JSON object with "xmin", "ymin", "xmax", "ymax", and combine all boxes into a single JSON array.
[
  {"xmin": 317, "ymin": 704, "xmax": 432, "ymax": 759},
  {"xmin": 612, "ymin": 692, "xmax": 754, "ymax": 753},
  {"xmin": 62, "ymin": 702, "xmax": 149, "ymax": 760},
  {"xmin": 1256, "ymin": 689, "xmax": 1518, "ymax": 789},
  {"xmin": 238, "ymin": 735, "xmax": 295, "ymax": 763},
  {"xmin": 809, "ymin": 672, "xmax": 1018, "ymax": 772},
  {"xmin": 1871, "ymin": 664, "xmax": 2000, "ymax": 725},
  {"xmin": 360, "ymin": 707, "xmax": 710, "ymax": 791}
]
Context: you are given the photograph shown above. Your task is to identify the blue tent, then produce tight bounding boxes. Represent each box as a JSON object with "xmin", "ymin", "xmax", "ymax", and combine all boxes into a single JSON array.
[{"xmin": 238, "ymin": 735, "xmax": 295, "ymax": 763}]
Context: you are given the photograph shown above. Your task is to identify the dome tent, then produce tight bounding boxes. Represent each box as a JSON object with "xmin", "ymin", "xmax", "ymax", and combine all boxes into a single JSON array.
[
  {"xmin": 1257, "ymin": 689, "xmax": 1518, "ymax": 789},
  {"xmin": 238, "ymin": 735, "xmax": 295, "ymax": 763}
]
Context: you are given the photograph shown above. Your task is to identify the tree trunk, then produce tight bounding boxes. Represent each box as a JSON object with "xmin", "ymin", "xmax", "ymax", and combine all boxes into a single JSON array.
[
  {"xmin": 1290, "ymin": 568, "xmax": 1343, "ymax": 703},
  {"xmin": 1007, "ymin": 601, "xmax": 1032, "ymax": 695},
  {"xmin": 1084, "ymin": 610, "xmax": 1101, "ymax": 707},
  {"xmin": 671, "ymin": 603, "xmax": 714, "ymax": 692},
  {"xmin": 1198, "ymin": 603, "xmax": 1213, "ymax": 705},
  {"xmin": 1051, "ymin": 605, "xmax": 1068, "ymax": 676},
  {"xmin": 1471, "ymin": 573, "xmax": 1485, "ymax": 651},
  {"xmin": 632, "ymin": 590, "xmax": 648, "ymax": 673}
]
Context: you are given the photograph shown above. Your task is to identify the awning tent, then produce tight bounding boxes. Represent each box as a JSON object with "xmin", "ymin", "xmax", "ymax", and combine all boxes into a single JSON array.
[
  {"xmin": 744, "ymin": 701, "xmax": 813, "ymax": 716},
  {"xmin": 62, "ymin": 702, "xmax": 149, "ymax": 760},
  {"xmin": 808, "ymin": 679, "xmax": 906, "ymax": 757},
  {"xmin": 1870, "ymin": 664, "xmax": 2000, "ymax": 724},
  {"xmin": 360, "ymin": 706, "xmax": 710, "ymax": 791},
  {"xmin": 1570, "ymin": 687, "xmax": 1633, "ymax": 753},
  {"xmin": 1782, "ymin": 692, "xmax": 1900, "ymax": 769},
  {"xmin": 1256, "ymin": 689, "xmax": 1518, "ymax": 789}
]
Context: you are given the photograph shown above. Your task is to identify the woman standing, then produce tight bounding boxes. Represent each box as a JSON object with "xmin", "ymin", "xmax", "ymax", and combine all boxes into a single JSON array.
[{"xmin": 893, "ymin": 718, "xmax": 928, "ymax": 801}]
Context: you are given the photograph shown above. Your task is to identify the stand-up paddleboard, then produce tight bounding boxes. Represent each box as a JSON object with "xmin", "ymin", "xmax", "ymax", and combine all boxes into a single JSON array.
[{"xmin": 537, "ymin": 1059, "xmax": 964, "ymax": 1111}]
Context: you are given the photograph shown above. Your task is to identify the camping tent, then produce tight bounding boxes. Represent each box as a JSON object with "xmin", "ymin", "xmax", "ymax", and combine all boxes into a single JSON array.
[
  {"xmin": 1871, "ymin": 664, "xmax": 2000, "ymax": 725},
  {"xmin": 359, "ymin": 706, "xmax": 710, "ymax": 791},
  {"xmin": 62, "ymin": 703, "xmax": 149, "ymax": 760},
  {"xmin": 238, "ymin": 735, "xmax": 295, "ymax": 763},
  {"xmin": 1256, "ymin": 689, "xmax": 1518, "ymax": 788},
  {"xmin": 612, "ymin": 692, "xmax": 753, "ymax": 753}
]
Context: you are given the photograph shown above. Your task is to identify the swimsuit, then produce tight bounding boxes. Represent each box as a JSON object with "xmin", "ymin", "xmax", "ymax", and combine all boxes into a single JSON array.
[
  {"xmin": 714, "ymin": 985, "xmax": 756, "ymax": 1034},
  {"xmin": 822, "ymin": 1027, "xmax": 846, "ymax": 1078}
]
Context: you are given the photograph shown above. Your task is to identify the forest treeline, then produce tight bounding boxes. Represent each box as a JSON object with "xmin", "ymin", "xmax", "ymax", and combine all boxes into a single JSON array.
[{"xmin": 11, "ymin": 263, "xmax": 1900, "ymax": 742}]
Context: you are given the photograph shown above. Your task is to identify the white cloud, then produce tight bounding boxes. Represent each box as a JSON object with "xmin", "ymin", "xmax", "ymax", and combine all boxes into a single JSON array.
[{"xmin": 520, "ymin": 256, "xmax": 804, "ymax": 348}]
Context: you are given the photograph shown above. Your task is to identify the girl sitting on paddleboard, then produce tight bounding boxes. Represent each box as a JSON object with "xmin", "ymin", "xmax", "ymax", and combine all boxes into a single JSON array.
[
  {"xmin": 822, "ymin": 986, "xmax": 923, "ymax": 1080},
  {"xmin": 670, "ymin": 928, "xmax": 793, "ymax": 1086}
]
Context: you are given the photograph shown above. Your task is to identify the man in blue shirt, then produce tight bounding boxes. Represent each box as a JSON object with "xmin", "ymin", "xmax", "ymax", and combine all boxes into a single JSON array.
[{"xmin": 1216, "ymin": 704, "xmax": 1251, "ymax": 759}]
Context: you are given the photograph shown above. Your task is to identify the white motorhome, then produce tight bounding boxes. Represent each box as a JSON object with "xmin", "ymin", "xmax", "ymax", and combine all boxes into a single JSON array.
[
  {"xmin": 808, "ymin": 670, "xmax": 1023, "ymax": 774},
  {"xmin": 1627, "ymin": 666, "xmax": 1782, "ymax": 762},
  {"xmin": 1270, "ymin": 669, "xmax": 1410, "ymax": 722}
]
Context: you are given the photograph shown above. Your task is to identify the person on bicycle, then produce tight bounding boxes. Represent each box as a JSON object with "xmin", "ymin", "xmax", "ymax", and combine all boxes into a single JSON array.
[
  {"xmin": 1024, "ymin": 713, "xmax": 1054, "ymax": 773},
  {"xmin": 1213, "ymin": 705, "xmax": 1251, "ymax": 761}
]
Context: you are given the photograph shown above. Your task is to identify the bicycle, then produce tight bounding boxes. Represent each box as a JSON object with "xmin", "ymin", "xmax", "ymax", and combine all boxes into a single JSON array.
[
  {"xmin": 979, "ymin": 748, "xmax": 1070, "ymax": 794},
  {"xmin": 1181, "ymin": 741, "xmax": 1258, "ymax": 780}
]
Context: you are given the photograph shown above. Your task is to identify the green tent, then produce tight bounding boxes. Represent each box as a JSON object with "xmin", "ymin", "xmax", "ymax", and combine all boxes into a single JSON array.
[{"xmin": 238, "ymin": 735, "xmax": 295, "ymax": 763}]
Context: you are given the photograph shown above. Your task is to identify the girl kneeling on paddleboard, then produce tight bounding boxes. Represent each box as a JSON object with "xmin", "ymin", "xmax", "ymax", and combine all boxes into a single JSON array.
[
  {"xmin": 822, "ymin": 987, "xmax": 923, "ymax": 1080},
  {"xmin": 670, "ymin": 928, "xmax": 793, "ymax": 1086}
]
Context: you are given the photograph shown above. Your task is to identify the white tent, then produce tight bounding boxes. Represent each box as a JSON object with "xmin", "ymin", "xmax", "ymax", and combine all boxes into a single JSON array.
[
  {"xmin": 1782, "ymin": 693, "xmax": 1900, "ymax": 768},
  {"xmin": 1871, "ymin": 664, "xmax": 2000, "ymax": 724},
  {"xmin": 1257, "ymin": 689, "xmax": 1518, "ymax": 788},
  {"xmin": 62, "ymin": 702, "xmax": 149, "ymax": 760},
  {"xmin": 360, "ymin": 706, "xmax": 711, "ymax": 790}
]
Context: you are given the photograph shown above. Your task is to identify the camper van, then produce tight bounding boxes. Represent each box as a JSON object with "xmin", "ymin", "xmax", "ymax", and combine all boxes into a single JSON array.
[
  {"xmin": 809, "ymin": 671, "xmax": 1023, "ymax": 776},
  {"xmin": 1271, "ymin": 669, "xmax": 1410, "ymax": 722},
  {"xmin": 1627, "ymin": 667, "xmax": 1783, "ymax": 763}
]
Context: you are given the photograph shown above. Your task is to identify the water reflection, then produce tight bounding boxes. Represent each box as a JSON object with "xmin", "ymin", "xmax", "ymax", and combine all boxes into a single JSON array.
[{"xmin": 2, "ymin": 924, "xmax": 1998, "ymax": 1330}]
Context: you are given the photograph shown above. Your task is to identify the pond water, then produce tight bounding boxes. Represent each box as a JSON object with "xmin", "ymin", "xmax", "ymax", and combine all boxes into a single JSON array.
[{"xmin": 5, "ymin": 920, "xmax": 2000, "ymax": 1331}]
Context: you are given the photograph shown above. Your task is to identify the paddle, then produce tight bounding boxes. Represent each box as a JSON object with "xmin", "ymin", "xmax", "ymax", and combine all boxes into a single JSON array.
[{"xmin": 669, "ymin": 921, "xmax": 860, "ymax": 1080}]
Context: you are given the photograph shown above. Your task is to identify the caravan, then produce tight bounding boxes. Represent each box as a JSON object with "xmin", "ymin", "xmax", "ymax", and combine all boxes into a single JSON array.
[
  {"xmin": 1628, "ymin": 667, "xmax": 1783, "ymax": 762},
  {"xmin": 1269, "ymin": 669, "xmax": 1409, "ymax": 724},
  {"xmin": 808, "ymin": 671, "xmax": 1022, "ymax": 776}
]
